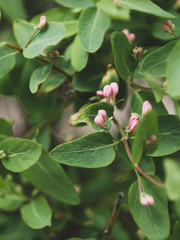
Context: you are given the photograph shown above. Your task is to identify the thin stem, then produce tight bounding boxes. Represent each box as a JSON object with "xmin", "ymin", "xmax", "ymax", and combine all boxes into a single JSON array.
[
  {"xmin": 104, "ymin": 127, "xmax": 118, "ymax": 141},
  {"xmin": 103, "ymin": 193, "xmax": 124, "ymax": 240},
  {"xmin": 135, "ymin": 165, "xmax": 164, "ymax": 188},
  {"xmin": 135, "ymin": 169, "xmax": 143, "ymax": 194},
  {"xmin": 25, "ymin": 29, "xmax": 39, "ymax": 48},
  {"xmin": 172, "ymin": 31, "xmax": 179, "ymax": 40}
]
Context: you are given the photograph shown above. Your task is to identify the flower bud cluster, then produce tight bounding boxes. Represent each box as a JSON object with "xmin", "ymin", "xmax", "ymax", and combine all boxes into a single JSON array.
[
  {"xmin": 128, "ymin": 115, "xmax": 139, "ymax": 133},
  {"xmin": 96, "ymin": 82, "xmax": 119, "ymax": 102},
  {"xmin": 133, "ymin": 47, "xmax": 143, "ymax": 59},
  {"xmin": 140, "ymin": 192, "xmax": 154, "ymax": 206},
  {"xmin": 161, "ymin": 20, "xmax": 175, "ymax": 34},
  {"xmin": 122, "ymin": 29, "xmax": 135, "ymax": 43},
  {"xmin": 49, "ymin": 50, "xmax": 59, "ymax": 58},
  {"xmin": 34, "ymin": 16, "xmax": 47, "ymax": 29},
  {"xmin": 94, "ymin": 110, "xmax": 107, "ymax": 128}
]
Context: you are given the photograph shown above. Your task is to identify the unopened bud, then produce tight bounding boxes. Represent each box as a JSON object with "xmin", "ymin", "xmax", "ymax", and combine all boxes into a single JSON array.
[
  {"xmin": 161, "ymin": 20, "xmax": 175, "ymax": 34},
  {"xmin": 142, "ymin": 101, "xmax": 152, "ymax": 116},
  {"xmin": 96, "ymin": 90, "xmax": 104, "ymax": 97},
  {"xmin": 140, "ymin": 192, "xmax": 154, "ymax": 206},
  {"xmin": 133, "ymin": 47, "xmax": 143, "ymax": 59},
  {"xmin": 98, "ymin": 110, "xmax": 107, "ymax": 121},
  {"xmin": 34, "ymin": 15, "xmax": 47, "ymax": 29},
  {"xmin": 145, "ymin": 135, "xmax": 157, "ymax": 145},
  {"xmin": 53, "ymin": 50, "xmax": 59, "ymax": 57},
  {"xmin": 94, "ymin": 109, "xmax": 107, "ymax": 128},
  {"xmin": 103, "ymin": 85, "xmax": 112, "ymax": 99},
  {"xmin": 122, "ymin": 29, "xmax": 136, "ymax": 43},
  {"xmin": 110, "ymin": 82, "xmax": 119, "ymax": 97},
  {"xmin": 128, "ymin": 115, "xmax": 139, "ymax": 133}
]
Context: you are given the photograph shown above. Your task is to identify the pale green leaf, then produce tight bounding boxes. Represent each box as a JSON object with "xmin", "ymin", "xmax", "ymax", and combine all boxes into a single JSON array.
[{"xmin": 55, "ymin": 0, "xmax": 94, "ymax": 8}]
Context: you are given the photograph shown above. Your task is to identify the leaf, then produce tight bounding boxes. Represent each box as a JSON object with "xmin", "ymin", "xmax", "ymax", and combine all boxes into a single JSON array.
[
  {"xmin": 71, "ymin": 35, "xmax": 89, "ymax": 72},
  {"xmin": 67, "ymin": 238, "xmax": 96, "ymax": 240},
  {"xmin": 41, "ymin": 72, "xmax": 65, "ymax": 93},
  {"xmin": 174, "ymin": 221, "xmax": 180, "ymax": 240},
  {"xmin": 164, "ymin": 158, "xmax": 180, "ymax": 200},
  {"xmin": 0, "ymin": 118, "xmax": 12, "ymax": 136},
  {"xmin": 0, "ymin": 138, "xmax": 42, "ymax": 172},
  {"xmin": 139, "ymin": 41, "xmax": 177, "ymax": 77},
  {"xmin": 55, "ymin": 0, "xmax": 94, "ymax": 9},
  {"xmin": 97, "ymin": 0, "xmax": 130, "ymax": 21},
  {"xmin": 132, "ymin": 110, "xmax": 159, "ymax": 163},
  {"xmin": 13, "ymin": 19, "xmax": 35, "ymax": 48},
  {"xmin": 29, "ymin": 64, "xmax": 52, "ymax": 93},
  {"xmin": 20, "ymin": 195, "xmax": 52, "ymax": 229},
  {"xmin": 0, "ymin": 46, "xmax": 18, "ymax": 79},
  {"xmin": 78, "ymin": 7, "xmax": 111, "ymax": 52},
  {"xmin": 111, "ymin": 31, "xmax": 134, "ymax": 81},
  {"xmin": 144, "ymin": 73, "xmax": 164, "ymax": 103},
  {"xmin": 121, "ymin": 0, "xmax": 175, "ymax": 18},
  {"xmin": 50, "ymin": 132, "xmax": 116, "ymax": 168},
  {"xmin": 23, "ymin": 22, "xmax": 66, "ymax": 58},
  {"xmin": 167, "ymin": 40, "xmax": 180, "ymax": 100},
  {"xmin": 129, "ymin": 177, "xmax": 170, "ymax": 240},
  {"xmin": 150, "ymin": 115, "xmax": 180, "ymax": 157},
  {"xmin": 23, "ymin": 150, "xmax": 80, "ymax": 205},
  {"xmin": 77, "ymin": 102, "xmax": 114, "ymax": 130},
  {"xmin": 130, "ymin": 91, "xmax": 168, "ymax": 116},
  {"xmin": 0, "ymin": 0, "xmax": 27, "ymax": 21},
  {"xmin": 63, "ymin": 20, "xmax": 78, "ymax": 38},
  {"xmin": 139, "ymin": 156, "xmax": 155, "ymax": 175},
  {"xmin": 0, "ymin": 194, "xmax": 24, "ymax": 211}
]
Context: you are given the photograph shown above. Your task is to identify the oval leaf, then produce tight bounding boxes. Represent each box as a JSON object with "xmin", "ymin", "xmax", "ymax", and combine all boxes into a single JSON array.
[
  {"xmin": 111, "ymin": 31, "xmax": 134, "ymax": 81},
  {"xmin": 121, "ymin": 0, "xmax": 175, "ymax": 18},
  {"xmin": 0, "ymin": 46, "xmax": 18, "ymax": 79},
  {"xmin": 29, "ymin": 64, "xmax": 52, "ymax": 93},
  {"xmin": 20, "ymin": 195, "xmax": 52, "ymax": 229},
  {"xmin": 78, "ymin": 7, "xmax": 111, "ymax": 52},
  {"xmin": 0, "ymin": 138, "xmax": 42, "ymax": 172},
  {"xmin": 129, "ymin": 177, "xmax": 170, "ymax": 240},
  {"xmin": 41, "ymin": 72, "xmax": 65, "ymax": 93},
  {"xmin": 150, "ymin": 115, "xmax": 180, "ymax": 157},
  {"xmin": 23, "ymin": 150, "xmax": 80, "ymax": 205},
  {"xmin": 23, "ymin": 22, "xmax": 66, "ymax": 58},
  {"xmin": 55, "ymin": 0, "xmax": 94, "ymax": 9},
  {"xmin": 50, "ymin": 132, "xmax": 116, "ymax": 168},
  {"xmin": 0, "ymin": 118, "xmax": 12, "ymax": 136},
  {"xmin": 71, "ymin": 35, "xmax": 89, "ymax": 72}
]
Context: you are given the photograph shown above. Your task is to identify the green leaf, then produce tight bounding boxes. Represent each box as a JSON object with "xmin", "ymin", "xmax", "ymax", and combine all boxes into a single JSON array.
[
  {"xmin": 77, "ymin": 102, "xmax": 114, "ymax": 130},
  {"xmin": 139, "ymin": 156, "xmax": 155, "ymax": 175},
  {"xmin": 23, "ymin": 150, "xmax": 80, "ymax": 205},
  {"xmin": 164, "ymin": 158, "xmax": 180, "ymax": 200},
  {"xmin": 78, "ymin": 7, "xmax": 111, "ymax": 52},
  {"xmin": 13, "ymin": 19, "xmax": 34, "ymax": 49},
  {"xmin": 150, "ymin": 115, "xmax": 180, "ymax": 157},
  {"xmin": 167, "ymin": 40, "xmax": 180, "ymax": 100},
  {"xmin": 144, "ymin": 73, "xmax": 164, "ymax": 103},
  {"xmin": 67, "ymin": 238, "xmax": 96, "ymax": 240},
  {"xmin": 0, "ymin": 118, "xmax": 12, "ymax": 136},
  {"xmin": 0, "ymin": 0, "xmax": 27, "ymax": 21},
  {"xmin": 0, "ymin": 194, "xmax": 24, "ymax": 211},
  {"xmin": 20, "ymin": 195, "xmax": 52, "ymax": 229},
  {"xmin": 97, "ymin": 0, "xmax": 130, "ymax": 21},
  {"xmin": 29, "ymin": 64, "xmax": 52, "ymax": 93},
  {"xmin": 63, "ymin": 21, "xmax": 79, "ymax": 38},
  {"xmin": 174, "ymin": 221, "xmax": 180, "ymax": 240},
  {"xmin": 111, "ymin": 31, "xmax": 134, "ymax": 81},
  {"xmin": 41, "ymin": 72, "xmax": 65, "ymax": 93},
  {"xmin": 132, "ymin": 110, "xmax": 159, "ymax": 163},
  {"xmin": 139, "ymin": 41, "xmax": 177, "ymax": 77},
  {"xmin": 121, "ymin": 0, "xmax": 175, "ymax": 18},
  {"xmin": 130, "ymin": 91, "xmax": 168, "ymax": 116},
  {"xmin": 50, "ymin": 132, "xmax": 116, "ymax": 168},
  {"xmin": 129, "ymin": 177, "xmax": 170, "ymax": 240},
  {"xmin": 0, "ymin": 138, "xmax": 42, "ymax": 172},
  {"xmin": 23, "ymin": 22, "xmax": 66, "ymax": 59},
  {"xmin": 71, "ymin": 35, "xmax": 89, "ymax": 72},
  {"xmin": 0, "ymin": 46, "xmax": 18, "ymax": 79},
  {"xmin": 55, "ymin": 0, "xmax": 94, "ymax": 8}
]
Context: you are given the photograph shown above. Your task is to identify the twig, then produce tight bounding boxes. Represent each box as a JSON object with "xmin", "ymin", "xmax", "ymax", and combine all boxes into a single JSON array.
[
  {"xmin": 24, "ymin": 29, "xmax": 39, "ymax": 48},
  {"xmin": 103, "ymin": 193, "xmax": 124, "ymax": 240}
]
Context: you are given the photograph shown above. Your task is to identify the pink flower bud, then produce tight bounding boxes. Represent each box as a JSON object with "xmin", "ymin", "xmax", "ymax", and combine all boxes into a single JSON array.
[
  {"xmin": 142, "ymin": 101, "xmax": 152, "ymax": 116},
  {"xmin": 161, "ymin": 20, "xmax": 174, "ymax": 34},
  {"xmin": 103, "ymin": 85, "xmax": 112, "ymax": 98},
  {"xmin": 34, "ymin": 15, "xmax": 47, "ymax": 29},
  {"xmin": 96, "ymin": 90, "xmax": 104, "ymax": 97},
  {"xmin": 145, "ymin": 135, "xmax": 157, "ymax": 145},
  {"xmin": 53, "ymin": 50, "xmax": 59, "ymax": 57},
  {"xmin": 98, "ymin": 110, "xmax": 107, "ymax": 121},
  {"xmin": 94, "ymin": 115, "xmax": 104, "ymax": 128},
  {"xmin": 133, "ymin": 47, "xmax": 143, "ymax": 56},
  {"xmin": 122, "ymin": 29, "xmax": 136, "ymax": 43},
  {"xmin": 128, "ymin": 115, "xmax": 139, "ymax": 133},
  {"xmin": 140, "ymin": 193, "xmax": 154, "ymax": 206},
  {"xmin": 110, "ymin": 82, "xmax": 119, "ymax": 97}
]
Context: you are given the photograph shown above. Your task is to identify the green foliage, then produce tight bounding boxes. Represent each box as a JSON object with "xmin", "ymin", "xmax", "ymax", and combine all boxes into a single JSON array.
[
  {"xmin": 129, "ymin": 177, "xmax": 170, "ymax": 240},
  {"xmin": 50, "ymin": 132, "xmax": 116, "ymax": 168},
  {"xmin": 55, "ymin": 0, "xmax": 94, "ymax": 8},
  {"xmin": 20, "ymin": 195, "xmax": 52, "ymax": 229}
]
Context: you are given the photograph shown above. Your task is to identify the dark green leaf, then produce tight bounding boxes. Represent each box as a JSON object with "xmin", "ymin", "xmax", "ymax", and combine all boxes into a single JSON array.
[
  {"xmin": 78, "ymin": 7, "xmax": 111, "ymax": 52},
  {"xmin": 55, "ymin": 0, "xmax": 94, "ymax": 9},
  {"xmin": 0, "ymin": 118, "xmax": 12, "ymax": 136},
  {"xmin": 20, "ymin": 195, "xmax": 52, "ymax": 229},
  {"xmin": 111, "ymin": 31, "xmax": 134, "ymax": 80},
  {"xmin": 129, "ymin": 177, "xmax": 170, "ymax": 240},
  {"xmin": 50, "ymin": 132, "xmax": 116, "ymax": 168},
  {"xmin": 139, "ymin": 156, "xmax": 155, "ymax": 175},
  {"xmin": 0, "ymin": 138, "xmax": 42, "ymax": 172},
  {"xmin": 23, "ymin": 150, "xmax": 80, "ymax": 205},
  {"xmin": 174, "ymin": 221, "xmax": 180, "ymax": 240},
  {"xmin": 132, "ymin": 111, "xmax": 159, "ymax": 163},
  {"xmin": 41, "ymin": 72, "xmax": 65, "ymax": 93}
]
